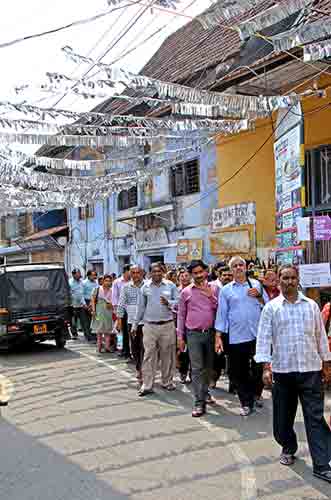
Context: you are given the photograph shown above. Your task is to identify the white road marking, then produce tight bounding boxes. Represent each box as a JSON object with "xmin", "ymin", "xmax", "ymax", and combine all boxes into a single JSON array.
[{"xmin": 75, "ymin": 347, "xmax": 257, "ymax": 500}]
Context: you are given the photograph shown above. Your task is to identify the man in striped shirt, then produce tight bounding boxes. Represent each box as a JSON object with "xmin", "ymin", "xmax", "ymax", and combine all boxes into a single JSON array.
[{"xmin": 256, "ymin": 264, "xmax": 331, "ymax": 483}]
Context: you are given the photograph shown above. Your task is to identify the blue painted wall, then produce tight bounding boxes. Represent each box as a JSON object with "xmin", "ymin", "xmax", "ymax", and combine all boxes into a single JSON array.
[{"xmin": 66, "ymin": 139, "xmax": 219, "ymax": 273}]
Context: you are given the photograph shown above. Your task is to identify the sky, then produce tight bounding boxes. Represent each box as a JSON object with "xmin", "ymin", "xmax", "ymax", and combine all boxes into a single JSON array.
[{"xmin": 0, "ymin": 0, "xmax": 209, "ymax": 113}]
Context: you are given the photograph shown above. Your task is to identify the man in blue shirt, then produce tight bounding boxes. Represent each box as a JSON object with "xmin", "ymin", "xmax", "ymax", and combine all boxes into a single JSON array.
[
  {"xmin": 83, "ymin": 270, "xmax": 98, "ymax": 306},
  {"xmin": 215, "ymin": 256, "xmax": 264, "ymax": 416},
  {"xmin": 69, "ymin": 269, "xmax": 92, "ymax": 341}
]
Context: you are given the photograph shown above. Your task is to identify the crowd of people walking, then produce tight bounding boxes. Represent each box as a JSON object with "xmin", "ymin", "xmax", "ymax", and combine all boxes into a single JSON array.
[{"xmin": 69, "ymin": 257, "xmax": 331, "ymax": 483}]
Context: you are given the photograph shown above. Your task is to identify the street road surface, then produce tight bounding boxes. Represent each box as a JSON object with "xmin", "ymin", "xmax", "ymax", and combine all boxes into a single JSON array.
[{"xmin": 1, "ymin": 338, "xmax": 331, "ymax": 500}]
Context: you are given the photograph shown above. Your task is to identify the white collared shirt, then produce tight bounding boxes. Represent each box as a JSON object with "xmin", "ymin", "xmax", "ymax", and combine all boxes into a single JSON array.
[{"xmin": 256, "ymin": 292, "xmax": 331, "ymax": 373}]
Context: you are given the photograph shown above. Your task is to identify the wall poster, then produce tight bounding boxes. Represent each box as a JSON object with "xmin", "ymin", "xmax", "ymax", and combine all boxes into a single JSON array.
[
  {"xmin": 177, "ymin": 239, "xmax": 203, "ymax": 262},
  {"xmin": 274, "ymin": 103, "xmax": 305, "ymax": 264}
]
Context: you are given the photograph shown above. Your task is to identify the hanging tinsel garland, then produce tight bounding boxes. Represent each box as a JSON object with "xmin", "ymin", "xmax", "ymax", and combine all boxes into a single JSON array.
[
  {"xmin": 237, "ymin": 0, "xmax": 312, "ymax": 41},
  {"xmin": 272, "ymin": 18, "xmax": 331, "ymax": 53},
  {"xmin": 0, "ymin": 115, "xmax": 252, "ymax": 135},
  {"xmin": 303, "ymin": 39, "xmax": 331, "ymax": 62},
  {"xmin": 197, "ymin": 0, "xmax": 265, "ymax": 27},
  {"xmin": 59, "ymin": 47, "xmax": 299, "ymax": 115}
]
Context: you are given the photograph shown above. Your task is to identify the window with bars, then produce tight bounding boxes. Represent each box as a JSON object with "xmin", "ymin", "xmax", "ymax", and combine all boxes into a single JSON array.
[
  {"xmin": 78, "ymin": 204, "xmax": 95, "ymax": 220},
  {"xmin": 170, "ymin": 159, "xmax": 200, "ymax": 197},
  {"xmin": 305, "ymin": 145, "xmax": 331, "ymax": 264},
  {"xmin": 118, "ymin": 186, "xmax": 138, "ymax": 211},
  {"xmin": 305, "ymin": 146, "xmax": 331, "ymax": 210}
]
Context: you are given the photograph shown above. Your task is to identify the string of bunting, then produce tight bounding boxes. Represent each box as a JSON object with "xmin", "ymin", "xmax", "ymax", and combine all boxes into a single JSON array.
[
  {"xmin": 304, "ymin": 39, "xmax": 331, "ymax": 62},
  {"xmin": 272, "ymin": 18, "xmax": 331, "ymax": 53}
]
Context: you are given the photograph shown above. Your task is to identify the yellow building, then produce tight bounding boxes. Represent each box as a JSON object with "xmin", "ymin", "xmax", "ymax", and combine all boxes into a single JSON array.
[{"xmin": 214, "ymin": 75, "xmax": 331, "ymax": 264}]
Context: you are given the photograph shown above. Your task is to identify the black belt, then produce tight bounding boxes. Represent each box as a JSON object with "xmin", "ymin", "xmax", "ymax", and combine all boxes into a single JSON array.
[
  {"xmin": 188, "ymin": 328, "xmax": 213, "ymax": 334},
  {"xmin": 146, "ymin": 320, "xmax": 173, "ymax": 325}
]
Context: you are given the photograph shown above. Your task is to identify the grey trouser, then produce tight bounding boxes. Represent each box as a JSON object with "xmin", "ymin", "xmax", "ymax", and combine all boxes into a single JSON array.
[
  {"xmin": 186, "ymin": 329, "xmax": 215, "ymax": 407},
  {"xmin": 142, "ymin": 321, "xmax": 176, "ymax": 391},
  {"xmin": 273, "ymin": 371, "xmax": 331, "ymax": 472}
]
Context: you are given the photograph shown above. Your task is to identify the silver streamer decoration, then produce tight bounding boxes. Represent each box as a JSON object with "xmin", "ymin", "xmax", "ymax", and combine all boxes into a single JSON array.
[
  {"xmin": 8, "ymin": 141, "xmax": 205, "ymax": 174},
  {"xmin": 272, "ymin": 19, "xmax": 331, "ymax": 53},
  {"xmin": 0, "ymin": 130, "xmax": 213, "ymax": 148},
  {"xmin": 171, "ymin": 95, "xmax": 298, "ymax": 119},
  {"xmin": 33, "ymin": 78, "xmax": 298, "ymax": 120},
  {"xmin": 0, "ymin": 181, "xmax": 137, "ymax": 209},
  {"xmin": 238, "ymin": 0, "xmax": 312, "ymax": 41},
  {"xmin": 304, "ymin": 39, "xmax": 331, "ymax": 62},
  {"xmin": 197, "ymin": 0, "xmax": 264, "ymax": 27},
  {"xmin": 0, "ymin": 115, "xmax": 252, "ymax": 135},
  {"xmin": 60, "ymin": 47, "xmax": 299, "ymax": 115}
]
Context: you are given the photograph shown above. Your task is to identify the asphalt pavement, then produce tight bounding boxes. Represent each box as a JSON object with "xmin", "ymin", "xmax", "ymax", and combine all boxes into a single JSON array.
[{"xmin": 1, "ymin": 337, "xmax": 331, "ymax": 500}]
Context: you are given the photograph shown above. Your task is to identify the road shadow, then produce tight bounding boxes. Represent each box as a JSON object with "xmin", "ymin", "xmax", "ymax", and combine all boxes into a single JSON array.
[
  {"xmin": 0, "ymin": 416, "xmax": 130, "ymax": 500},
  {"xmin": 0, "ymin": 342, "xmax": 81, "ymax": 368}
]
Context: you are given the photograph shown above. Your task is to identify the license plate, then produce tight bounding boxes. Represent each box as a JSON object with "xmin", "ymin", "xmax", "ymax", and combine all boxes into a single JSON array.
[{"xmin": 33, "ymin": 324, "xmax": 47, "ymax": 334}]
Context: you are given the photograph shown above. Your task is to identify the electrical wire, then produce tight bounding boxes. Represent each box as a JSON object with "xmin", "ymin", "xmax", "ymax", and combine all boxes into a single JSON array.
[
  {"xmin": 51, "ymin": 5, "xmax": 130, "ymax": 109},
  {"xmin": 52, "ymin": 0, "xmax": 157, "ymax": 108},
  {"xmin": 0, "ymin": 2, "xmax": 142, "ymax": 50}
]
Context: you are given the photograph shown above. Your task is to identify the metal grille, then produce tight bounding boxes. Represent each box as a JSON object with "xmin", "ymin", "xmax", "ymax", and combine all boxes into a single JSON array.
[
  {"xmin": 306, "ymin": 146, "xmax": 331, "ymax": 209},
  {"xmin": 171, "ymin": 159, "xmax": 200, "ymax": 197},
  {"xmin": 78, "ymin": 204, "xmax": 95, "ymax": 219},
  {"xmin": 305, "ymin": 146, "xmax": 331, "ymax": 263}
]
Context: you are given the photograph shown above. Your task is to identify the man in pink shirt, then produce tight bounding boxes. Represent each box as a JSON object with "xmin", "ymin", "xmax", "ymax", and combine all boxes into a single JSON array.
[{"xmin": 177, "ymin": 260, "xmax": 221, "ymax": 417}]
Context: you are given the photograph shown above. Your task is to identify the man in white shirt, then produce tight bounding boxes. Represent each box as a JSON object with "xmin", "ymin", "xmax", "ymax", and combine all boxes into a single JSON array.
[{"xmin": 256, "ymin": 264, "xmax": 331, "ymax": 483}]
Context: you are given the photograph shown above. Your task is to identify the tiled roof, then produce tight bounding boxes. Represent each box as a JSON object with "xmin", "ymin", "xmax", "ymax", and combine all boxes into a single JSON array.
[
  {"xmin": 97, "ymin": 0, "xmax": 331, "ymax": 116},
  {"xmin": 94, "ymin": 0, "xmax": 274, "ymax": 115}
]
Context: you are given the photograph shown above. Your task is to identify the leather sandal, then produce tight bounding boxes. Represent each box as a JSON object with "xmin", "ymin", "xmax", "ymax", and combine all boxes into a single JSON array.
[
  {"xmin": 192, "ymin": 406, "xmax": 205, "ymax": 418},
  {"xmin": 279, "ymin": 453, "xmax": 295, "ymax": 466}
]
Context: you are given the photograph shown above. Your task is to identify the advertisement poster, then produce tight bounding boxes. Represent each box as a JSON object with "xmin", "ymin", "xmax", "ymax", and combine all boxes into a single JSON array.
[
  {"xmin": 274, "ymin": 103, "xmax": 304, "ymax": 264},
  {"xmin": 210, "ymin": 229, "xmax": 251, "ymax": 255},
  {"xmin": 177, "ymin": 239, "xmax": 203, "ymax": 262}
]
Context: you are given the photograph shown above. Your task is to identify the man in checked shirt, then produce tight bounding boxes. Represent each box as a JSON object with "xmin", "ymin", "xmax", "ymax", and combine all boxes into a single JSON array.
[
  {"xmin": 117, "ymin": 265, "xmax": 145, "ymax": 385},
  {"xmin": 256, "ymin": 264, "xmax": 331, "ymax": 483}
]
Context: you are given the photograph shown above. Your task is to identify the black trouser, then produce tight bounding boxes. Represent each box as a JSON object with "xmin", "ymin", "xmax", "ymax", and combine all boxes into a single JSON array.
[
  {"xmin": 178, "ymin": 349, "xmax": 191, "ymax": 379},
  {"xmin": 70, "ymin": 307, "xmax": 91, "ymax": 339},
  {"xmin": 128, "ymin": 324, "xmax": 144, "ymax": 372},
  {"xmin": 186, "ymin": 330, "xmax": 215, "ymax": 407},
  {"xmin": 228, "ymin": 339, "xmax": 263, "ymax": 408},
  {"xmin": 273, "ymin": 371, "xmax": 331, "ymax": 472},
  {"xmin": 122, "ymin": 311, "xmax": 130, "ymax": 357},
  {"xmin": 213, "ymin": 352, "xmax": 226, "ymax": 382}
]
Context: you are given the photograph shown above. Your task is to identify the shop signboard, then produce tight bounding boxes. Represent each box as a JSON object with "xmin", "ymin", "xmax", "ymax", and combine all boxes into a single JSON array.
[
  {"xmin": 274, "ymin": 103, "xmax": 304, "ymax": 264},
  {"xmin": 212, "ymin": 202, "xmax": 256, "ymax": 231},
  {"xmin": 135, "ymin": 228, "xmax": 169, "ymax": 251}
]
